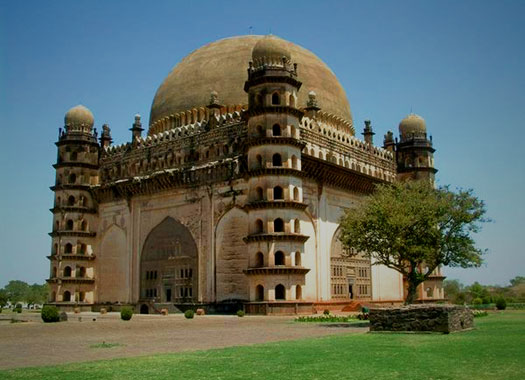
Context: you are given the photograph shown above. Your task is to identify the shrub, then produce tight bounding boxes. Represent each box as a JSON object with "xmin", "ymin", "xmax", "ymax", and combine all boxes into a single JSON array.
[
  {"xmin": 120, "ymin": 307, "xmax": 133, "ymax": 321},
  {"xmin": 59, "ymin": 311, "xmax": 68, "ymax": 321},
  {"xmin": 184, "ymin": 309, "xmax": 194, "ymax": 319},
  {"xmin": 323, "ymin": 309, "xmax": 330, "ymax": 315},
  {"xmin": 495, "ymin": 297, "xmax": 507, "ymax": 310},
  {"xmin": 472, "ymin": 298, "xmax": 483, "ymax": 305},
  {"xmin": 237, "ymin": 310, "xmax": 245, "ymax": 317},
  {"xmin": 361, "ymin": 306, "xmax": 370, "ymax": 313},
  {"xmin": 41, "ymin": 305, "xmax": 60, "ymax": 323},
  {"xmin": 472, "ymin": 310, "xmax": 488, "ymax": 318}
]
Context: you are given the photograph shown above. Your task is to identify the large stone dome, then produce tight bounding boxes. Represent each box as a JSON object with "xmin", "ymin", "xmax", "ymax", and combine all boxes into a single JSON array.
[{"xmin": 149, "ymin": 35, "xmax": 352, "ymax": 130}]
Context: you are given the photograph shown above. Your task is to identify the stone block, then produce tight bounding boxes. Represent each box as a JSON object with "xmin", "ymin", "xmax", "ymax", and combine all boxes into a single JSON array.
[{"xmin": 369, "ymin": 304, "xmax": 473, "ymax": 333}]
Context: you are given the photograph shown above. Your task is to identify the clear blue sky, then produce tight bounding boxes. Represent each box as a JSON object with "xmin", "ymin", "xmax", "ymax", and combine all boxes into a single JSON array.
[{"xmin": 1, "ymin": 0, "xmax": 523, "ymax": 287}]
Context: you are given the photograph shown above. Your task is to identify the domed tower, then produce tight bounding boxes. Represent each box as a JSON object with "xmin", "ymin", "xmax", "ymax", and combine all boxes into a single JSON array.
[
  {"xmin": 243, "ymin": 36, "xmax": 310, "ymax": 306},
  {"xmin": 395, "ymin": 113, "xmax": 437, "ymax": 183},
  {"xmin": 48, "ymin": 105, "xmax": 99, "ymax": 307}
]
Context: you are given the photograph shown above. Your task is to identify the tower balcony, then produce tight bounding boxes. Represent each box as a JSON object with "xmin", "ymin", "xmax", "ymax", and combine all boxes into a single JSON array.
[
  {"xmin": 243, "ymin": 267, "xmax": 310, "ymax": 276},
  {"xmin": 49, "ymin": 230, "xmax": 96, "ymax": 238},
  {"xmin": 47, "ymin": 277, "xmax": 95, "ymax": 284},
  {"xmin": 244, "ymin": 136, "xmax": 306, "ymax": 150},
  {"xmin": 243, "ymin": 233, "xmax": 309, "ymax": 244},
  {"xmin": 244, "ymin": 200, "xmax": 308, "ymax": 211},
  {"xmin": 50, "ymin": 206, "xmax": 97, "ymax": 214},
  {"xmin": 47, "ymin": 254, "xmax": 96, "ymax": 261}
]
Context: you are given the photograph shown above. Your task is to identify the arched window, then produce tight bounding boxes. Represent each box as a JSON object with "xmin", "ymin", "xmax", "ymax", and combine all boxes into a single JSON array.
[
  {"xmin": 255, "ymin": 219, "xmax": 263, "ymax": 234},
  {"xmin": 273, "ymin": 186, "xmax": 283, "ymax": 200},
  {"xmin": 79, "ymin": 291, "xmax": 85, "ymax": 302},
  {"xmin": 272, "ymin": 153, "xmax": 282, "ymax": 167},
  {"xmin": 55, "ymin": 220, "xmax": 59, "ymax": 231},
  {"xmin": 272, "ymin": 124, "xmax": 281, "ymax": 136},
  {"xmin": 53, "ymin": 243, "xmax": 58, "ymax": 255},
  {"xmin": 66, "ymin": 219, "xmax": 74, "ymax": 231},
  {"xmin": 274, "ymin": 251, "xmax": 285, "ymax": 265},
  {"xmin": 275, "ymin": 284, "xmax": 285, "ymax": 300},
  {"xmin": 274, "ymin": 218, "xmax": 284, "ymax": 233},
  {"xmin": 291, "ymin": 155, "xmax": 298, "ymax": 169},
  {"xmin": 52, "ymin": 267, "xmax": 57, "ymax": 278},
  {"xmin": 63, "ymin": 290, "xmax": 71, "ymax": 302},
  {"xmin": 79, "ymin": 244, "xmax": 86, "ymax": 254},
  {"xmin": 294, "ymin": 219, "xmax": 300, "ymax": 233},
  {"xmin": 256, "ymin": 154, "xmax": 263, "ymax": 168},
  {"xmin": 255, "ymin": 252, "xmax": 264, "ymax": 267},
  {"xmin": 256, "ymin": 285, "xmax": 264, "ymax": 301},
  {"xmin": 296, "ymin": 285, "xmax": 302, "ymax": 300},
  {"xmin": 293, "ymin": 187, "xmax": 299, "ymax": 201},
  {"xmin": 256, "ymin": 125, "xmax": 264, "ymax": 137},
  {"xmin": 295, "ymin": 251, "xmax": 301, "ymax": 266},
  {"xmin": 81, "ymin": 220, "xmax": 87, "ymax": 231},
  {"xmin": 272, "ymin": 92, "xmax": 280, "ymax": 105},
  {"xmin": 68, "ymin": 173, "xmax": 76, "ymax": 184},
  {"xmin": 68, "ymin": 195, "xmax": 75, "ymax": 206},
  {"xmin": 63, "ymin": 266, "xmax": 72, "ymax": 277},
  {"xmin": 255, "ymin": 187, "xmax": 264, "ymax": 201},
  {"xmin": 78, "ymin": 267, "xmax": 86, "ymax": 278},
  {"xmin": 289, "ymin": 94, "xmax": 295, "ymax": 108},
  {"xmin": 65, "ymin": 243, "xmax": 73, "ymax": 254}
]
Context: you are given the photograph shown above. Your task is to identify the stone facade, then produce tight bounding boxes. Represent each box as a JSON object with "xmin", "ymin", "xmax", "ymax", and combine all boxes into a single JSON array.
[
  {"xmin": 47, "ymin": 35, "xmax": 444, "ymax": 314},
  {"xmin": 369, "ymin": 305, "xmax": 474, "ymax": 333}
]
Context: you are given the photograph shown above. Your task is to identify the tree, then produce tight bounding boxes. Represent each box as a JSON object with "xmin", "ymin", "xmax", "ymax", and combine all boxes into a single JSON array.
[
  {"xmin": 339, "ymin": 180, "xmax": 488, "ymax": 304},
  {"xmin": 0, "ymin": 289, "xmax": 8, "ymax": 308},
  {"xmin": 26, "ymin": 283, "xmax": 49, "ymax": 307},
  {"xmin": 509, "ymin": 276, "xmax": 525, "ymax": 287},
  {"xmin": 4, "ymin": 280, "xmax": 30, "ymax": 305},
  {"xmin": 443, "ymin": 279, "xmax": 464, "ymax": 304}
]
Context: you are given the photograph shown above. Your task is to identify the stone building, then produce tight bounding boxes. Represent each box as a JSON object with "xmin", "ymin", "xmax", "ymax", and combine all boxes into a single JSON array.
[{"xmin": 47, "ymin": 35, "xmax": 445, "ymax": 313}]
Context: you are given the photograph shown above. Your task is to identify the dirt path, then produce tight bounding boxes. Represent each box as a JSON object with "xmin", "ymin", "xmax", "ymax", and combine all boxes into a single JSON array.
[{"xmin": 0, "ymin": 313, "xmax": 366, "ymax": 369}]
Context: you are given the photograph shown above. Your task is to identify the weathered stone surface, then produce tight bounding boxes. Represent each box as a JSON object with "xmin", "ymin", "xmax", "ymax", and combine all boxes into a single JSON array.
[{"xmin": 369, "ymin": 304, "xmax": 473, "ymax": 333}]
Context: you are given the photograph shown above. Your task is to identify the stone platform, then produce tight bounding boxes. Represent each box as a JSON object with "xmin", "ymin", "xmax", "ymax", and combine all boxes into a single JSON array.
[{"xmin": 369, "ymin": 304, "xmax": 473, "ymax": 333}]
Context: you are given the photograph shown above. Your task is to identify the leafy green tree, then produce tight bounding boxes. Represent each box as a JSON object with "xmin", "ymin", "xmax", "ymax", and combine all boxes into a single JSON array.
[
  {"xmin": 0, "ymin": 288, "xmax": 8, "ymax": 308},
  {"xmin": 509, "ymin": 276, "xmax": 525, "ymax": 287},
  {"xmin": 26, "ymin": 283, "xmax": 49, "ymax": 307},
  {"xmin": 339, "ymin": 180, "xmax": 488, "ymax": 304},
  {"xmin": 443, "ymin": 279, "xmax": 464, "ymax": 304},
  {"xmin": 4, "ymin": 280, "xmax": 30, "ymax": 305}
]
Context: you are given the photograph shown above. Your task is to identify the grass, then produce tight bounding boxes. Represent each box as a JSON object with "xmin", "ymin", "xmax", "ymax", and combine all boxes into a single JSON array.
[{"xmin": 1, "ymin": 311, "xmax": 524, "ymax": 379}]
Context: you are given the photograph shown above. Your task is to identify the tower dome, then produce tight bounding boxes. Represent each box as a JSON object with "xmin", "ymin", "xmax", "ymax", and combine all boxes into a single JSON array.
[
  {"xmin": 64, "ymin": 105, "xmax": 94, "ymax": 129},
  {"xmin": 149, "ymin": 35, "xmax": 352, "ymax": 132},
  {"xmin": 399, "ymin": 113, "xmax": 426, "ymax": 137}
]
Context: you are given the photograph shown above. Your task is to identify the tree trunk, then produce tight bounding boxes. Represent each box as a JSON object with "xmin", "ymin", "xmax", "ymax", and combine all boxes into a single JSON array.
[{"xmin": 405, "ymin": 272, "xmax": 423, "ymax": 304}]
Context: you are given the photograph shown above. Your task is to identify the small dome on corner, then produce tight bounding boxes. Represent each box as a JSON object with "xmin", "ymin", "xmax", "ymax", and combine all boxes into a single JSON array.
[
  {"xmin": 65, "ymin": 105, "xmax": 94, "ymax": 129},
  {"xmin": 252, "ymin": 35, "xmax": 291, "ymax": 62},
  {"xmin": 399, "ymin": 113, "xmax": 426, "ymax": 136}
]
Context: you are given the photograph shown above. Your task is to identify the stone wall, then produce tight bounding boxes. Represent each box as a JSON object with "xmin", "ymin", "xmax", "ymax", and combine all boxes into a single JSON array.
[{"xmin": 370, "ymin": 304, "xmax": 473, "ymax": 333}]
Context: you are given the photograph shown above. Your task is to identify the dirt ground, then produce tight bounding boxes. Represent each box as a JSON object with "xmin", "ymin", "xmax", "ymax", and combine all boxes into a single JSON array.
[{"xmin": 0, "ymin": 312, "xmax": 366, "ymax": 369}]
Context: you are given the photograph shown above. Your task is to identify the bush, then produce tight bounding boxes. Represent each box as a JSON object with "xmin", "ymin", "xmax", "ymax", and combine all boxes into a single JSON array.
[
  {"xmin": 323, "ymin": 309, "xmax": 330, "ymax": 315},
  {"xmin": 361, "ymin": 306, "xmax": 370, "ymax": 313},
  {"xmin": 237, "ymin": 310, "xmax": 245, "ymax": 317},
  {"xmin": 184, "ymin": 309, "xmax": 194, "ymax": 319},
  {"xmin": 472, "ymin": 298, "xmax": 483, "ymax": 305},
  {"xmin": 120, "ymin": 307, "xmax": 133, "ymax": 321},
  {"xmin": 495, "ymin": 297, "xmax": 507, "ymax": 310},
  {"xmin": 41, "ymin": 305, "xmax": 60, "ymax": 323},
  {"xmin": 472, "ymin": 310, "xmax": 488, "ymax": 318}
]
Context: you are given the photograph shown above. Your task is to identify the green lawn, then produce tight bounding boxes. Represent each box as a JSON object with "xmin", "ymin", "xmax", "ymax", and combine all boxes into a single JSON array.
[{"xmin": 2, "ymin": 311, "xmax": 524, "ymax": 379}]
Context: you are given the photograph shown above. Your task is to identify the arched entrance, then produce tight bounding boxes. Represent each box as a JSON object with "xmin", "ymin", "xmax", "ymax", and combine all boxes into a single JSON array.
[
  {"xmin": 140, "ymin": 217, "xmax": 198, "ymax": 303},
  {"xmin": 140, "ymin": 304, "xmax": 149, "ymax": 314}
]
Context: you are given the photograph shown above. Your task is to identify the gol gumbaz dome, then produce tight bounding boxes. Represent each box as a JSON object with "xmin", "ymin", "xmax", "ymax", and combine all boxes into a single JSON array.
[{"xmin": 149, "ymin": 35, "xmax": 353, "ymax": 132}]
